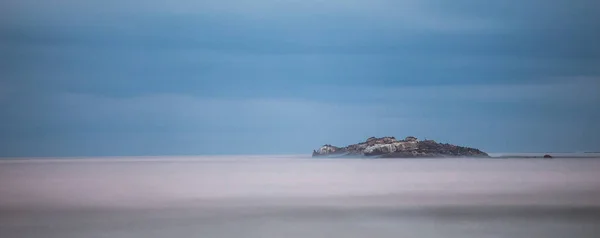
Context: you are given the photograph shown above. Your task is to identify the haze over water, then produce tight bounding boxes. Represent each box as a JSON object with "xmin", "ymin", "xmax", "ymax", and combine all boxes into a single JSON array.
[{"xmin": 1, "ymin": 156, "xmax": 600, "ymax": 238}]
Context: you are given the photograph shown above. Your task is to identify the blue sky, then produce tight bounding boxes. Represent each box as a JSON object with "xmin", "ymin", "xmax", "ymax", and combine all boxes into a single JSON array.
[{"xmin": 1, "ymin": 0, "xmax": 599, "ymax": 156}]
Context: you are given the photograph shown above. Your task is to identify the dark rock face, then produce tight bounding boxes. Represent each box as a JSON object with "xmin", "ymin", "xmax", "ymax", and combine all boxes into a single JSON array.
[
  {"xmin": 543, "ymin": 154, "xmax": 553, "ymax": 159},
  {"xmin": 414, "ymin": 140, "xmax": 489, "ymax": 157},
  {"xmin": 312, "ymin": 136, "xmax": 489, "ymax": 158}
]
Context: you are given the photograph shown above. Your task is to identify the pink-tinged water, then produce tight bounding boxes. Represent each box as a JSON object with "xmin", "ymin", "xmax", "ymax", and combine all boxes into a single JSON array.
[{"xmin": 1, "ymin": 156, "xmax": 600, "ymax": 238}]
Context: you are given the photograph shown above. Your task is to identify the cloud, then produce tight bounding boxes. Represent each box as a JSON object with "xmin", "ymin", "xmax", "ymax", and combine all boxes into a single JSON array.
[
  {"xmin": 0, "ymin": 93, "xmax": 391, "ymax": 133},
  {"xmin": 1, "ymin": 0, "xmax": 599, "ymax": 156},
  {"xmin": 0, "ymin": 92, "xmax": 416, "ymax": 156},
  {"xmin": 370, "ymin": 77, "xmax": 600, "ymax": 105},
  {"xmin": 5, "ymin": 0, "xmax": 598, "ymax": 33},
  {"xmin": 0, "ymin": 0, "xmax": 500, "ymax": 32},
  {"xmin": 3, "ymin": 78, "xmax": 597, "ymax": 136},
  {"xmin": 3, "ymin": 41, "xmax": 598, "ymax": 102},
  {"xmin": 1, "ymin": 79, "xmax": 599, "ymax": 156}
]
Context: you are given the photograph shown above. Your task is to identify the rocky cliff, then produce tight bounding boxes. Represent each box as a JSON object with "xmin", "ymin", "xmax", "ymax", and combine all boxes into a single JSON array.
[{"xmin": 312, "ymin": 136, "xmax": 489, "ymax": 158}]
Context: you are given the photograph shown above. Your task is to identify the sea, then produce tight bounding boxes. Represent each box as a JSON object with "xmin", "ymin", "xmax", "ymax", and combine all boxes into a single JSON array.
[{"xmin": 1, "ymin": 155, "xmax": 600, "ymax": 238}]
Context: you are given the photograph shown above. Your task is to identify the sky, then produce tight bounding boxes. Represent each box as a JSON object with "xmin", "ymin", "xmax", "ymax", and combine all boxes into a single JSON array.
[{"xmin": 1, "ymin": 0, "xmax": 599, "ymax": 156}]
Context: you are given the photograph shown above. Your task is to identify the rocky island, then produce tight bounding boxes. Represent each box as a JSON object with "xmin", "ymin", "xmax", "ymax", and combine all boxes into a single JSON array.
[{"xmin": 312, "ymin": 136, "xmax": 489, "ymax": 158}]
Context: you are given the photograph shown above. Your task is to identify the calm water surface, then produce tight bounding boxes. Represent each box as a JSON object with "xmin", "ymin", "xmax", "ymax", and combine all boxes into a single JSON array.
[{"xmin": 1, "ymin": 156, "xmax": 600, "ymax": 238}]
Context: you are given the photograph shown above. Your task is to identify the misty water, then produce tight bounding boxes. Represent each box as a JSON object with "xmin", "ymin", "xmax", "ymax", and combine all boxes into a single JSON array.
[{"xmin": 1, "ymin": 156, "xmax": 600, "ymax": 238}]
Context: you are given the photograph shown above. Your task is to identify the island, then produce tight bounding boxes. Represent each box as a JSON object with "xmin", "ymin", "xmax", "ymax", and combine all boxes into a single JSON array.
[{"xmin": 312, "ymin": 136, "xmax": 489, "ymax": 158}]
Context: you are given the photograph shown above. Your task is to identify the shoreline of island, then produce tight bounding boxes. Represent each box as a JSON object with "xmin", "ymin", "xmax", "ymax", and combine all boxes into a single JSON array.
[{"xmin": 311, "ymin": 136, "xmax": 600, "ymax": 159}]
